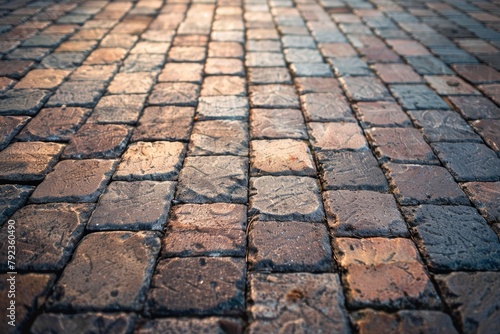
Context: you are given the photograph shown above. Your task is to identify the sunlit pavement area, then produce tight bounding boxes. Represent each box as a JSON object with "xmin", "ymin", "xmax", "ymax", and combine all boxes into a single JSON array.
[{"xmin": 0, "ymin": 0, "xmax": 500, "ymax": 332}]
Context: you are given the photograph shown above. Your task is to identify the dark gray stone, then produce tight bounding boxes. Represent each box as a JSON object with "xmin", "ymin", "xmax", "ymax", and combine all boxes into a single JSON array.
[
  {"xmin": 405, "ymin": 56, "xmax": 454, "ymax": 75},
  {"xmin": 0, "ymin": 184, "xmax": 33, "ymax": 226},
  {"xmin": 47, "ymin": 81, "xmax": 106, "ymax": 107},
  {"xmin": 87, "ymin": 94, "xmax": 147, "ymax": 124},
  {"xmin": 329, "ymin": 57, "xmax": 372, "ymax": 76},
  {"xmin": 341, "ymin": 76, "xmax": 392, "ymax": 102},
  {"xmin": 390, "ymin": 84, "xmax": 449, "ymax": 110},
  {"xmin": 0, "ymin": 89, "xmax": 50, "ymax": 115},
  {"xmin": 300, "ymin": 93, "xmax": 355, "ymax": 122},
  {"xmin": 39, "ymin": 52, "xmax": 87, "ymax": 69},
  {"xmin": 136, "ymin": 318, "xmax": 243, "ymax": 334},
  {"xmin": 290, "ymin": 62, "xmax": 333, "ymax": 77},
  {"xmin": 31, "ymin": 313, "xmax": 137, "ymax": 334}
]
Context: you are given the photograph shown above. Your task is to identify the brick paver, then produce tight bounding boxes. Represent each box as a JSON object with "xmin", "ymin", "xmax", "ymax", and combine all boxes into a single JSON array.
[{"xmin": 1, "ymin": 0, "xmax": 500, "ymax": 332}]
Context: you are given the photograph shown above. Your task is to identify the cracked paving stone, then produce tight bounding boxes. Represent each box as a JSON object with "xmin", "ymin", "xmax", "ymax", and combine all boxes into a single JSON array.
[
  {"xmin": 248, "ymin": 67, "xmax": 291, "ymax": 85},
  {"xmin": 294, "ymin": 77, "xmax": 342, "ymax": 95},
  {"xmin": 136, "ymin": 317, "xmax": 243, "ymax": 334},
  {"xmin": 0, "ymin": 89, "xmax": 51, "ymax": 115},
  {"xmin": 462, "ymin": 182, "xmax": 500, "ymax": 223},
  {"xmin": 196, "ymin": 96, "xmax": 248, "ymax": 120},
  {"xmin": 324, "ymin": 190, "xmax": 407, "ymax": 237},
  {"xmin": 158, "ymin": 63, "xmax": 204, "ymax": 83},
  {"xmin": 408, "ymin": 109, "xmax": 481, "ymax": 143},
  {"xmin": 335, "ymin": 237, "xmax": 440, "ymax": 309},
  {"xmin": 366, "ymin": 128, "xmax": 439, "ymax": 164},
  {"xmin": 403, "ymin": 205, "xmax": 500, "ymax": 272},
  {"xmin": 47, "ymin": 231, "xmax": 160, "ymax": 311},
  {"xmin": 107, "ymin": 72, "xmax": 155, "ymax": 94},
  {"xmin": 250, "ymin": 139, "xmax": 315, "ymax": 176},
  {"xmin": 249, "ymin": 175, "xmax": 323, "ymax": 222},
  {"xmin": 300, "ymin": 92, "xmax": 355, "ymax": 122},
  {"xmin": 435, "ymin": 272, "xmax": 500, "ymax": 334},
  {"xmin": 31, "ymin": 313, "xmax": 137, "ymax": 334},
  {"xmin": 163, "ymin": 203, "xmax": 247, "ymax": 258},
  {"xmin": 0, "ymin": 273, "xmax": 56, "ymax": 334},
  {"xmin": 30, "ymin": 159, "xmax": 117, "ymax": 203},
  {"xmin": 148, "ymin": 82, "xmax": 200, "ymax": 106},
  {"xmin": 308, "ymin": 122, "xmax": 369, "ymax": 151},
  {"xmin": 248, "ymin": 273, "xmax": 350, "ymax": 333},
  {"xmin": 351, "ymin": 309, "xmax": 458, "ymax": 334},
  {"xmin": 389, "ymin": 84, "xmax": 450, "ymax": 110},
  {"xmin": 176, "ymin": 156, "xmax": 248, "ymax": 204},
  {"xmin": 114, "ymin": 141, "xmax": 185, "ymax": 181},
  {"xmin": 146, "ymin": 257, "xmax": 246, "ymax": 316},
  {"xmin": 248, "ymin": 221, "xmax": 333, "ymax": 272},
  {"xmin": 189, "ymin": 120, "xmax": 248, "ymax": 156},
  {"xmin": 448, "ymin": 96, "xmax": 500, "ymax": 120},
  {"xmin": 47, "ymin": 81, "xmax": 106, "ymax": 107},
  {"xmin": 0, "ymin": 203, "xmax": 94, "ymax": 270},
  {"xmin": 132, "ymin": 106, "xmax": 194, "ymax": 142},
  {"xmin": 317, "ymin": 151, "xmax": 388, "ymax": 191},
  {"xmin": 384, "ymin": 163, "xmax": 469, "ymax": 205},
  {"xmin": 250, "ymin": 108, "xmax": 307, "ymax": 140},
  {"xmin": 0, "ymin": 115, "xmax": 30, "ymax": 149},
  {"xmin": 341, "ymin": 76, "xmax": 392, "ymax": 102},
  {"xmin": 14, "ymin": 69, "xmax": 70, "ymax": 89},
  {"xmin": 432, "ymin": 142, "xmax": 500, "ymax": 181},
  {"xmin": 354, "ymin": 101, "xmax": 412, "ymax": 128},
  {"xmin": 472, "ymin": 119, "xmax": 500, "ymax": 154},
  {"xmin": 88, "ymin": 181, "xmax": 175, "ymax": 231},
  {"xmin": 87, "ymin": 94, "xmax": 147, "ymax": 124},
  {"xmin": 0, "ymin": 184, "xmax": 33, "ymax": 226},
  {"xmin": 201, "ymin": 76, "xmax": 246, "ymax": 96},
  {"xmin": 62, "ymin": 123, "xmax": 132, "ymax": 159},
  {"xmin": 0, "ymin": 142, "xmax": 64, "ymax": 182},
  {"xmin": 245, "ymin": 52, "xmax": 286, "ymax": 67},
  {"xmin": 16, "ymin": 107, "xmax": 91, "ymax": 141},
  {"xmin": 425, "ymin": 75, "xmax": 480, "ymax": 95}
]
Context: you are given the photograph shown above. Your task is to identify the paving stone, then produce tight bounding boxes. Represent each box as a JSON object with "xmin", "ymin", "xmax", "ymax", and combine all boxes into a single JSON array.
[
  {"xmin": 201, "ymin": 76, "xmax": 245, "ymax": 96},
  {"xmin": 248, "ymin": 67, "xmax": 292, "ymax": 85},
  {"xmin": 249, "ymin": 176, "xmax": 323, "ymax": 222},
  {"xmin": 366, "ymin": 128, "xmax": 439, "ymax": 164},
  {"xmin": 146, "ymin": 257, "xmax": 246, "ymax": 316},
  {"xmin": 245, "ymin": 52, "xmax": 286, "ymax": 67},
  {"xmin": 329, "ymin": 57, "xmax": 372, "ymax": 77},
  {"xmin": 0, "ymin": 273, "xmax": 56, "ymax": 334},
  {"xmin": 0, "ymin": 60, "xmax": 33, "ymax": 78},
  {"xmin": 47, "ymin": 231, "xmax": 160, "ymax": 311},
  {"xmin": 163, "ymin": 203, "xmax": 247, "ymax": 258},
  {"xmin": 246, "ymin": 40, "xmax": 281, "ymax": 52},
  {"xmin": 341, "ymin": 76, "xmax": 392, "ymax": 101},
  {"xmin": 472, "ymin": 119, "xmax": 500, "ymax": 154},
  {"xmin": 31, "ymin": 313, "xmax": 137, "ymax": 334},
  {"xmin": 47, "ymin": 81, "xmax": 106, "ymax": 107},
  {"xmin": 249, "ymin": 84, "xmax": 299, "ymax": 108},
  {"xmin": 189, "ymin": 120, "xmax": 248, "ymax": 156},
  {"xmin": 121, "ymin": 53, "xmax": 165, "ymax": 73},
  {"xmin": 132, "ymin": 106, "xmax": 194, "ymax": 142},
  {"xmin": 452, "ymin": 64, "xmax": 500, "ymax": 84},
  {"xmin": 205, "ymin": 58, "xmax": 244, "ymax": 76},
  {"xmin": 374, "ymin": 63, "xmax": 423, "ymax": 83},
  {"xmin": 308, "ymin": 122, "xmax": 369, "ymax": 151},
  {"xmin": 196, "ymin": 96, "xmax": 248, "ymax": 120},
  {"xmin": 0, "ymin": 141, "xmax": 64, "ymax": 182},
  {"xmin": 84, "ymin": 47, "xmax": 127, "ymax": 65},
  {"xmin": 284, "ymin": 48, "xmax": 323, "ymax": 63},
  {"xmin": 0, "ymin": 89, "xmax": 51, "ymax": 115},
  {"xmin": 425, "ymin": 75, "xmax": 480, "ymax": 95},
  {"xmin": 176, "ymin": 156, "xmax": 248, "ymax": 203},
  {"xmin": 0, "ymin": 184, "xmax": 33, "ymax": 226},
  {"xmin": 282, "ymin": 35, "xmax": 316, "ymax": 48},
  {"xmin": 387, "ymin": 39, "xmax": 430, "ymax": 56},
  {"xmin": 0, "ymin": 77, "xmax": 16, "ymax": 93},
  {"xmin": 158, "ymin": 63, "xmax": 203, "ymax": 83},
  {"xmin": 11, "ymin": 65, "xmax": 65, "ymax": 89},
  {"xmin": 30, "ymin": 159, "xmax": 116, "ymax": 203},
  {"xmin": 87, "ymin": 93, "xmax": 146, "ymax": 123},
  {"xmin": 88, "ymin": 181, "xmax": 175, "ymax": 231},
  {"xmin": 0, "ymin": 115, "xmax": 29, "ymax": 149},
  {"xmin": 300, "ymin": 92, "xmax": 355, "ymax": 122},
  {"xmin": 69, "ymin": 64, "xmax": 118, "ymax": 82},
  {"xmin": 435, "ymin": 272, "xmax": 500, "ymax": 334},
  {"xmin": 62, "ymin": 123, "xmax": 131, "ymax": 159},
  {"xmin": 248, "ymin": 273, "xmax": 350, "ymax": 333},
  {"xmin": 149, "ymin": 82, "xmax": 201, "ymax": 106},
  {"xmin": 389, "ymin": 84, "xmax": 449, "ymax": 110},
  {"xmin": 250, "ymin": 108, "xmax": 307, "ymax": 140},
  {"xmin": 172, "ymin": 35, "xmax": 208, "ymax": 47},
  {"xmin": 462, "ymin": 181, "xmax": 500, "ymax": 223},
  {"xmin": 130, "ymin": 41, "xmax": 170, "ymax": 55},
  {"xmin": 403, "ymin": 205, "xmax": 500, "ymax": 272},
  {"xmin": 208, "ymin": 42, "xmax": 243, "ymax": 58},
  {"xmin": 136, "ymin": 318, "xmax": 243, "ymax": 334},
  {"xmin": 0, "ymin": 203, "xmax": 94, "ymax": 270},
  {"xmin": 432, "ymin": 142, "xmax": 500, "ymax": 181},
  {"xmin": 335, "ymin": 237, "xmax": 440, "ymax": 309},
  {"xmin": 107, "ymin": 72, "xmax": 155, "ymax": 94},
  {"xmin": 248, "ymin": 221, "xmax": 333, "ymax": 272},
  {"xmin": 40, "ymin": 52, "xmax": 87, "ymax": 69},
  {"xmin": 7, "ymin": 47, "xmax": 51, "ymax": 62},
  {"xmin": 167, "ymin": 46, "xmax": 206, "ymax": 62},
  {"xmin": 56, "ymin": 40, "xmax": 97, "ymax": 53},
  {"xmin": 405, "ymin": 56, "xmax": 454, "ymax": 75},
  {"xmin": 319, "ymin": 43, "xmax": 357, "ymax": 58},
  {"xmin": 479, "ymin": 84, "xmax": 500, "ymax": 105},
  {"xmin": 351, "ymin": 309, "xmax": 458, "ymax": 334},
  {"xmin": 354, "ymin": 101, "xmax": 411, "ymax": 128},
  {"xmin": 294, "ymin": 77, "xmax": 342, "ymax": 95},
  {"xmin": 448, "ymin": 95, "xmax": 500, "ymax": 120}
]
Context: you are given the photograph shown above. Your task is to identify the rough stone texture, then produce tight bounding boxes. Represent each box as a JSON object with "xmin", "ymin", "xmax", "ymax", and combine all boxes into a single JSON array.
[
  {"xmin": 249, "ymin": 84, "xmax": 299, "ymax": 108},
  {"xmin": 47, "ymin": 231, "xmax": 161, "ymax": 311},
  {"xmin": 390, "ymin": 84, "xmax": 450, "ymax": 110},
  {"xmin": 189, "ymin": 120, "xmax": 248, "ymax": 156},
  {"xmin": 452, "ymin": 64, "xmax": 500, "ymax": 84},
  {"xmin": 335, "ymin": 237, "xmax": 440, "ymax": 309},
  {"xmin": 132, "ymin": 106, "xmax": 194, "ymax": 142},
  {"xmin": 149, "ymin": 82, "xmax": 200, "ymax": 106},
  {"xmin": 87, "ymin": 94, "xmax": 146, "ymax": 124},
  {"xmin": 201, "ymin": 76, "xmax": 245, "ymax": 96},
  {"xmin": 0, "ymin": 60, "xmax": 33, "ymax": 78},
  {"xmin": 0, "ymin": 116, "xmax": 29, "ymax": 149},
  {"xmin": 250, "ymin": 139, "xmax": 315, "ymax": 176},
  {"xmin": 0, "ymin": 89, "xmax": 50, "ymax": 115},
  {"xmin": 245, "ymin": 52, "xmax": 285, "ymax": 67},
  {"xmin": 248, "ymin": 67, "xmax": 292, "ymax": 85},
  {"xmin": 146, "ymin": 257, "xmax": 246, "ymax": 316},
  {"xmin": 0, "ymin": 142, "xmax": 64, "ymax": 182},
  {"xmin": 164, "ymin": 203, "xmax": 247, "ymax": 258},
  {"xmin": 136, "ymin": 318, "xmax": 243, "ymax": 334},
  {"xmin": 17, "ymin": 107, "xmax": 90, "ymax": 141},
  {"xmin": 250, "ymin": 108, "xmax": 307, "ymax": 140},
  {"xmin": 249, "ymin": 176, "xmax": 324, "ymax": 222},
  {"xmin": 405, "ymin": 56, "xmax": 454, "ymax": 75},
  {"xmin": 248, "ymin": 221, "xmax": 333, "ymax": 272},
  {"xmin": 0, "ymin": 184, "xmax": 33, "ymax": 226},
  {"xmin": 472, "ymin": 119, "xmax": 500, "ymax": 153},
  {"xmin": 0, "ymin": 273, "xmax": 56, "ymax": 334},
  {"xmin": 432, "ymin": 142, "xmax": 500, "ymax": 181},
  {"xmin": 374, "ymin": 63, "xmax": 423, "ymax": 83},
  {"xmin": 367, "ymin": 128, "xmax": 439, "ymax": 164},
  {"xmin": 403, "ymin": 205, "xmax": 500, "ymax": 272},
  {"xmin": 435, "ymin": 272, "xmax": 500, "ymax": 334},
  {"xmin": 176, "ymin": 156, "xmax": 248, "ymax": 203},
  {"xmin": 354, "ymin": 101, "xmax": 411, "ymax": 128},
  {"xmin": 425, "ymin": 75, "xmax": 480, "ymax": 95},
  {"xmin": 448, "ymin": 95, "xmax": 500, "ymax": 120},
  {"xmin": 107, "ymin": 72, "xmax": 155, "ymax": 95},
  {"xmin": 30, "ymin": 159, "xmax": 116, "ymax": 203},
  {"xmin": 159, "ymin": 63, "xmax": 203, "ymax": 83},
  {"xmin": 69, "ymin": 64, "xmax": 117, "ymax": 82},
  {"xmin": 351, "ymin": 309, "xmax": 458, "ymax": 334},
  {"xmin": 85, "ymin": 47, "xmax": 127, "ymax": 65},
  {"xmin": 167, "ymin": 46, "xmax": 206, "ymax": 62},
  {"xmin": 47, "ymin": 81, "xmax": 106, "ymax": 107},
  {"xmin": 317, "ymin": 151, "xmax": 388, "ymax": 191},
  {"xmin": 294, "ymin": 77, "xmax": 342, "ymax": 95},
  {"xmin": 205, "ymin": 58, "xmax": 244, "ymax": 76},
  {"xmin": 308, "ymin": 122, "xmax": 369, "ymax": 151},
  {"xmin": 14, "ymin": 68, "xmax": 70, "ymax": 89},
  {"xmin": 196, "ymin": 96, "xmax": 248, "ymax": 120},
  {"xmin": 300, "ymin": 92, "xmax": 355, "ymax": 122},
  {"xmin": 462, "ymin": 182, "xmax": 500, "ymax": 223},
  {"xmin": 384, "ymin": 163, "xmax": 470, "ymax": 205},
  {"xmin": 62, "ymin": 123, "xmax": 132, "ymax": 159},
  {"xmin": 31, "ymin": 313, "xmax": 137, "ymax": 334},
  {"xmin": 341, "ymin": 76, "xmax": 392, "ymax": 101},
  {"xmin": 324, "ymin": 190, "xmax": 408, "ymax": 237},
  {"xmin": 248, "ymin": 273, "xmax": 350, "ymax": 333},
  {"xmin": 88, "ymin": 181, "xmax": 175, "ymax": 231}
]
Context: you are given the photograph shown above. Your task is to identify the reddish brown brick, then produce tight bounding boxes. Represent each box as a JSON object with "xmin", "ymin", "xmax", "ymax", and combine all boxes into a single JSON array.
[
  {"xmin": 294, "ymin": 77, "xmax": 342, "ymax": 95},
  {"xmin": 132, "ymin": 106, "xmax": 194, "ymax": 142},
  {"xmin": 387, "ymin": 39, "xmax": 430, "ymax": 56},
  {"xmin": 250, "ymin": 108, "xmax": 307, "ymax": 140},
  {"xmin": 425, "ymin": 75, "xmax": 480, "ymax": 95},
  {"xmin": 479, "ymin": 84, "xmax": 500, "ymax": 105},
  {"xmin": 354, "ymin": 101, "xmax": 411, "ymax": 128},
  {"xmin": 452, "ymin": 64, "xmax": 500, "ymax": 84},
  {"xmin": 374, "ymin": 63, "xmax": 422, "ymax": 84},
  {"xmin": 448, "ymin": 96, "xmax": 500, "ymax": 120},
  {"xmin": 462, "ymin": 182, "xmax": 500, "ymax": 223},
  {"xmin": 308, "ymin": 122, "xmax": 369, "ymax": 151},
  {"xmin": 201, "ymin": 76, "xmax": 245, "ymax": 96},
  {"xmin": 472, "ymin": 119, "xmax": 500, "ymax": 154},
  {"xmin": 0, "ymin": 60, "xmax": 34, "ymax": 78}
]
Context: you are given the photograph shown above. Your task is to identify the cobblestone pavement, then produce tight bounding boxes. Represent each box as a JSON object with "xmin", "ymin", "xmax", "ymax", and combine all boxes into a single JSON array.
[{"xmin": 0, "ymin": 0, "xmax": 500, "ymax": 332}]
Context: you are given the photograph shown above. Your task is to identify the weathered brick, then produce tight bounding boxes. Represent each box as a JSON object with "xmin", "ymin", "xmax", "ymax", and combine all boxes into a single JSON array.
[
  {"xmin": 201, "ymin": 76, "xmax": 245, "ymax": 96},
  {"xmin": 284, "ymin": 48, "xmax": 322, "ymax": 63},
  {"xmin": 390, "ymin": 84, "xmax": 449, "ymax": 110},
  {"xmin": 308, "ymin": 122, "xmax": 369, "ymax": 151},
  {"xmin": 319, "ymin": 43, "xmax": 357, "ymax": 57},
  {"xmin": 107, "ymin": 72, "xmax": 155, "ymax": 94},
  {"xmin": 47, "ymin": 81, "xmax": 106, "ymax": 107},
  {"xmin": 84, "ymin": 47, "xmax": 127, "ymax": 65},
  {"xmin": 354, "ymin": 101, "xmax": 411, "ymax": 128},
  {"xmin": 329, "ymin": 57, "xmax": 372, "ymax": 77},
  {"xmin": 294, "ymin": 77, "xmax": 342, "ymax": 95},
  {"xmin": 121, "ymin": 53, "xmax": 165, "ymax": 73},
  {"xmin": 300, "ymin": 92, "xmax": 355, "ymax": 122},
  {"xmin": 0, "ymin": 184, "xmax": 33, "ymax": 226},
  {"xmin": 132, "ymin": 106, "xmax": 194, "ymax": 142},
  {"xmin": 69, "ymin": 64, "xmax": 117, "ymax": 82},
  {"xmin": 136, "ymin": 318, "xmax": 243, "ymax": 334},
  {"xmin": 40, "ymin": 52, "xmax": 87, "ymax": 69},
  {"xmin": 189, "ymin": 120, "xmax": 248, "ymax": 156},
  {"xmin": 250, "ymin": 108, "xmax": 307, "ymax": 140},
  {"xmin": 130, "ymin": 41, "xmax": 170, "ymax": 54},
  {"xmin": 462, "ymin": 182, "xmax": 500, "ymax": 223},
  {"xmin": 245, "ymin": 52, "xmax": 286, "ymax": 67},
  {"xmin": 0, "ymin": 89, "xmax": 51, "ymax": 115},
  {"xmin": 374, "ymin": 63, "xmax": 422, "ymax": 83},
  {"xmin": 0, "ymin": 60, "xmax": 33, "ymax": 79},
  {"xmin": 56, "ymin": 40, "xmax": 97, "ymax": 53},
  {"xmin": 196, "ymin": 96, "xmax": 248, "ymax": 120},
  {"xmin": 0, "ymin": 115, "xmax": 29, "ymax": 149},
  {"xmin": 405, "ymin": 56, "xmax": 453, "ymax": 75},
  {"xmin": 448, "ymin": 95, "xmax": 500, "ymax": 120},
  {"xmin": 158, "ymin": 63, "xmax": 203, "ymax": 83},
  {"xmin": 205, "ymin": 58, "xmax": 244, "ymax": 76},
  {"xmin": 387, "ymin": 39, "xmax": 430, "ymax": 56},
  {"xmin": 341, "ymin": 76, "xmax": 392, "ymax": 101},
  {"xmin": 452, "ymin": 64, "xmax": 500, "ymax": 84},
  {"xmin": 248, "ymin": 67, "xmax": 292, "ymax": 85},
  {"xmin": 246, "ymin": 40, "xmax": 281, "ymax": 52},
  {"xmin": 425, "ymin": 75, "xmax": 480, "ymax": 95},
  {"xmin": 479, "ymin": 84, "xmax": 500, "ymax": 105},
  {"xmin": 14, "ymin": 68, "xmax": 70, "ymax": 89},
  {"xmin": 167, "ymin": 46, "xmax": 206, "ymax": 62},
  {"xmin": 249, "ymin": 84, "xmax": 299, "ymax": 108},
  {"xmin": 472, "ymin": 119, "xmax": 500, "ymax": 154},
  {"xmin": 0, "ymin": 77, "xmax": 15, "ymax": 93},
  {"xmin": 31, "ymin": 313, "xmax": 136, "ymax": 334},
  {"xmin": 208, "ymin": 42, "xmax": 243, "ymax": 58}
]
